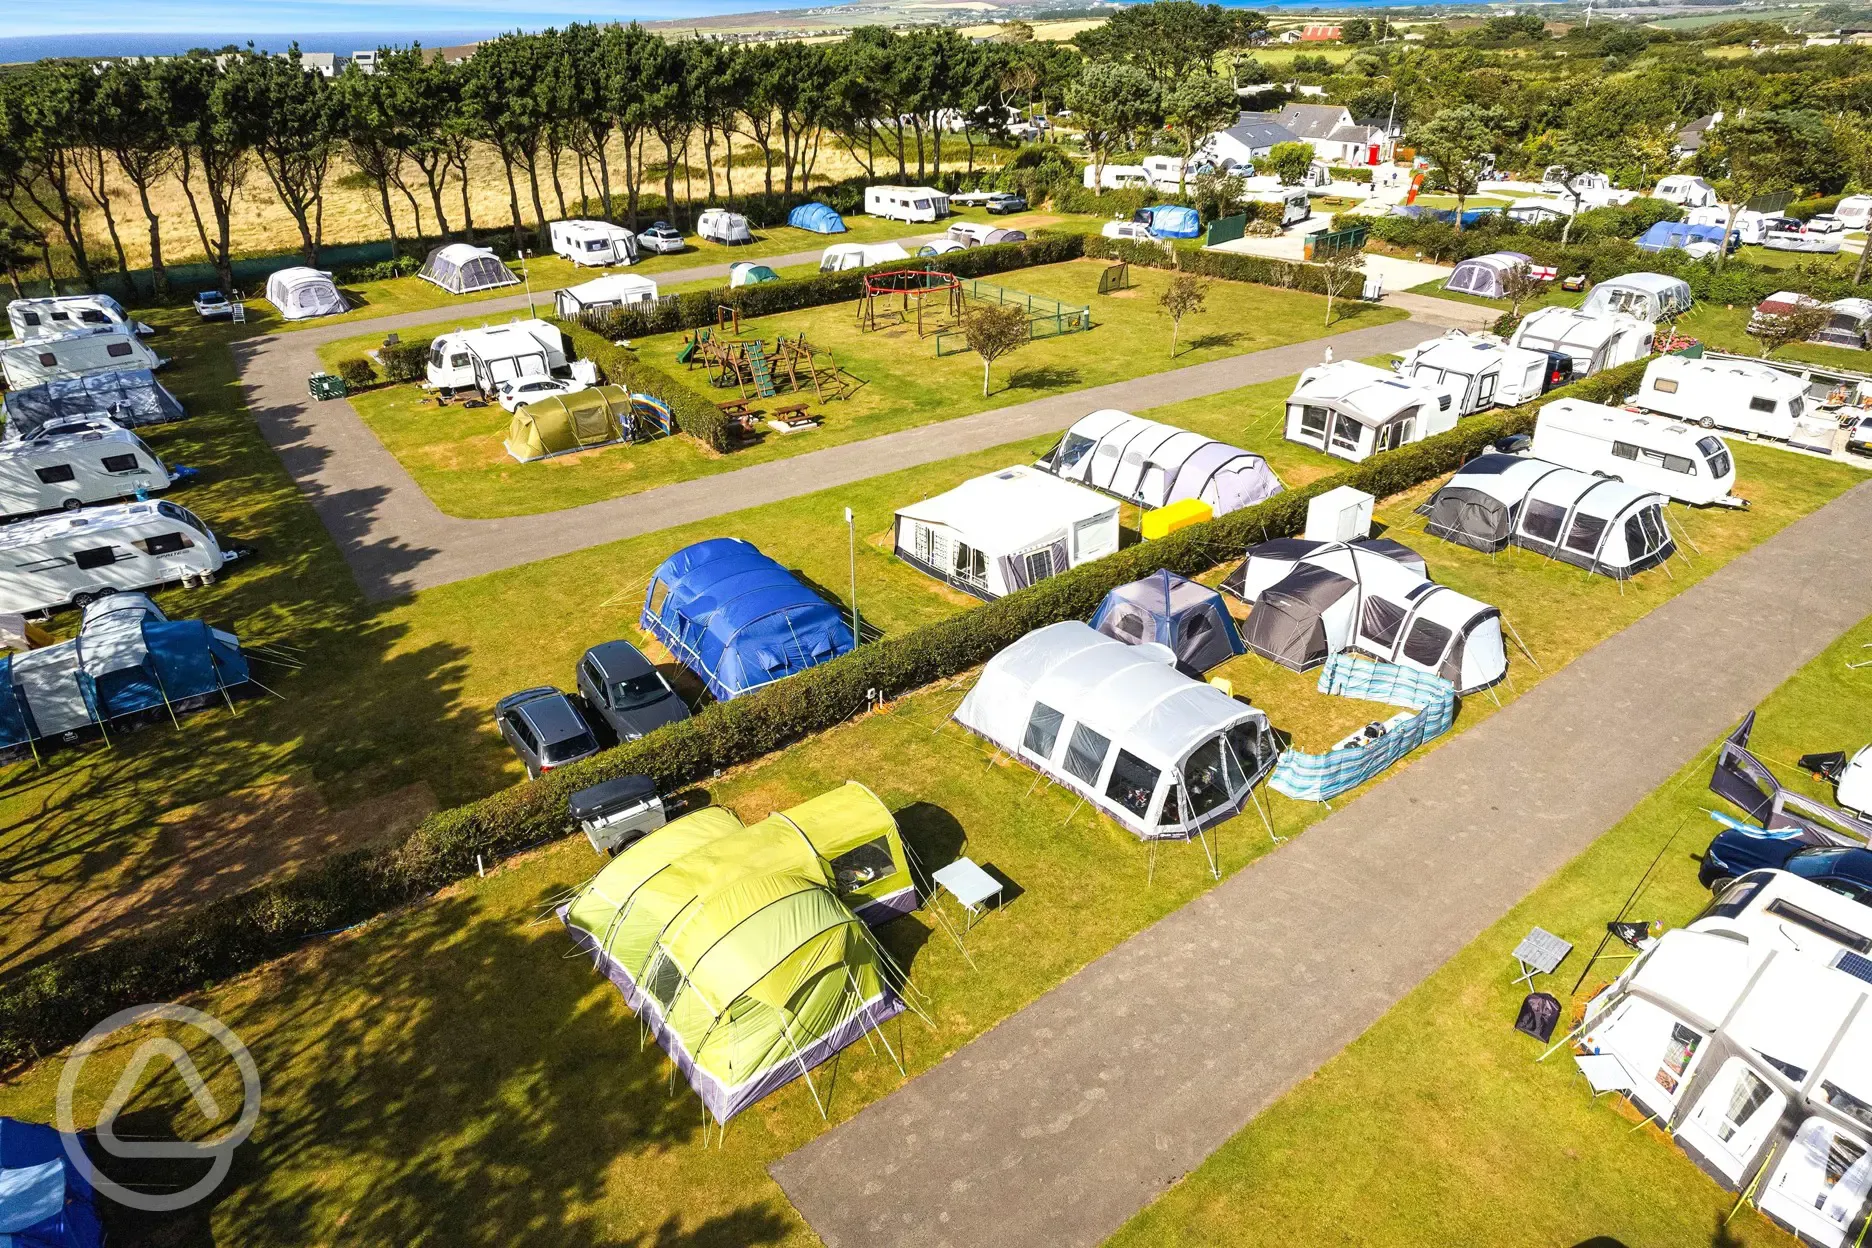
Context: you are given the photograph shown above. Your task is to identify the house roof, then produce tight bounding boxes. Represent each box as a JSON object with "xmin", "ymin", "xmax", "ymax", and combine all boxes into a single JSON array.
[
  {"xmin": 1217, "ymin": 112, "xmax": 1300, "ymax": 151},
  {"xmin": 1277, "ymin": 103, "xmax": 1355, "ymax": 141},
  {"xmin": 1676, "ymin": 114, "xmax": 1716, "ymax": 151}
]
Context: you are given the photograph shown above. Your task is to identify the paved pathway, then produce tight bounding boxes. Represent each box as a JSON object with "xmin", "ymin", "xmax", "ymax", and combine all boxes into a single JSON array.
[
  {"xmin": 770, "ymin": 478, "xmax": 1872, "ymax": 1248},
  {"xmin": 235, "ymin": 276, "xmax": 1432, "ymax": 600}
]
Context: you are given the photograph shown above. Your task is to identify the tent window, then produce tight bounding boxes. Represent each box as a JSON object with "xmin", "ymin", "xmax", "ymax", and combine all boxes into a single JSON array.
[
  {"xmin": 1062, "ymin": 724, "xmax": 1110, "ymax": 785},
  {"xmin": 134, "ymin": 532, "xmax": 190, "ymax": 556},
  {"xmin": 1521, "ymin": 500, "xmax": 1566, "ymax": 542},
  {"xmin": 1623, "ymin": 515, "xmax": 1648, "ymax": 560},
  {"xmin": 913, "ymin": 524, "xmax": 937, "ymax": 565},
  {"xmin": 1654, "ymin": 378, "xmax": 1679, "ymax": 394},
  {"xmin": 1564, "ymin": 513, "xmax": 1607, "ymax": 554},
  {"xmin": 1402, "ymin": 618, "xmax": 1453, "ymax": 667},
  {"xmin": 1227, "ymin": 721, "xmax": 1269, "ymax": 779},
  {"xmin": 1104, "ymin": 750, "xmax": 1161, "ymax": 819},
  {"xmin": 830, "ymin": 838, "xmax": 896, "ymax": 893},
  {"xmin": 1297, "ymin": 405, "xmax": 1329, "ymax": 440},
  {"xmin": 1184, "ymin": 737, "xmax": 1244, "ymax": 818},
  {"xmin": 72, "ymin": 546, "xmax": 117, "ymax": 570},
  {"xmin": 1158, "ymin": 784, "xmax": 1186, "ymax": 828},
  {"xmin": 1113, "ymin": 607, "xmax": 1147, "ymax": 642},
  {"xmin": 1329, "ymin": 414, "xmax": 1364, "ymax": 454},
  {"xmin": 1714, "ymin": 1070, "xmax": 1775, "ymax": 1145},
  {"xmin": 35, "ymin": 465, "xmax": 76, "ymax": 484},
  {"xmin": 955, "ymin": 544, "xmax": 987, "ymax": 580},
  {"xmin": 1024, "ymin": 548, "xmax": 1056, "ymax": 584},
  {"xmin": 1023, "ymin": 702, "xmax": 1064, "ymax": 759},
  {"xmin": 1057, "ymin": 433, "xmax": 1097, "ymax": 469},
  {"xmin": 1360, "ymin": 597, "xmax": 1406, "ymax": 648},
  {"xmin": 1183, "ymin": 611, "xmax": 1214, "ymax": 653},
  {"xmin": 647, "ymin": 579, "xmax": 671, "ymax": 616},
  {"xmin": 1476, "ymin": 372, "xmax": 1497, "ymax": 406},
  {"xmin": 1655, "ymin": 1022, "xmax": 1703, "ymax": 1095},
  {"xmin": 644, "ymin": 951, "xmax": 685, "ymax": 1010}
]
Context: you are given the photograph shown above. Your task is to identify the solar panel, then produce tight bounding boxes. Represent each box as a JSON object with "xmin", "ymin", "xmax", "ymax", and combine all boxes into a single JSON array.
[{"xmin": 1835, "ymin": 951, "xmax": 1872, "ymax": 986}]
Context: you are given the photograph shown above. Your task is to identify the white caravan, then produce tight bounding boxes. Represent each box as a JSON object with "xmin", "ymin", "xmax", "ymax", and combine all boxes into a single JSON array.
[
  {"xmin": 1284, "ymin": 360, "xmax": 1458, "ymax": 464},
  {"xmin": 0, "ymin": 423, "xmax": 173, "ymax": 520},
  {"xmin": 0, "ymin": 499, "xmax": 224, "ymax": 614},
  {"xmin": 424, "ymin": 319, "xmax": 569, "ymax": 394},
  {"xmin": 1081, "ymin": 164, "xmax": 1153, "ymax": 191},
  {"xmin": 1399, "ymin": 331, "xmax": 1554, "ymax": 416},
  {"xmin": 1240, "ymin": 178, "xmax": 1313, "ymax": 226},
  {"xmin": 864, "ymin": 185, "xmax": 949, "ymax": 223},
  {"xmin": 1, "ymin": 326, "xmax": 166, "ymax": 390},
  {"xmin": 552, "ymin": 274, "xmax": 659, "ymax": 319},
  {"xmin": 7, "ymin": 294, "xmax": 150, "ymax": 342},
  {"xmin": 1836, "ymin": 194, "xmax": 1872, "ymax": 230},
  {"xmin": 819, "ymin": 242, "xmax": 910, "ymax": 273},
  {"xmin": 695, "ymin": 209, "xmax": 752, "ymax": 245},
  {"xmin": 549, "ymin": 219, "xmax": 639, "ymax": 267},
  {"xmin": 1653, "ymin": 175, "xmax": 1718, "ymax": 207},
  {"xmin": 1533, "ymin": 398, "xmax": 1742, "ymax": 507},
  {"xmin": 1509, "ymin": 307, "xmax": 1654, "ymax": 378},
  {"xmin": 1634, "ymin": 355, "xmax": 1806, "ymax": 440}
]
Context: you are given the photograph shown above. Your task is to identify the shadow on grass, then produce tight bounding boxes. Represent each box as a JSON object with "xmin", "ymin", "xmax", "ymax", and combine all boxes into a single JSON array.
[
  {"xmin": 1002, "ymin": 365, "xmax": 1082, "ymax": 392},
  {"xmin": 1184, "ymin": 331, "xmax": 1246, "ymax": 352}
]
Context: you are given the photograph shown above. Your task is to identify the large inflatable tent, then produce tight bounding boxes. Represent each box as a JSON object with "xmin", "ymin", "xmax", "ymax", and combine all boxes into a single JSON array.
[
  {"xmin": 560, "ymin": 784, "xmax": 912, "ymax": 1123},
  {"xmin": 264, "ymin": 266, "xmax": 347, "ymax": 320},
  {"xmin": 1636, "ymin": 221, "xmax": 1729, "ymax": 254},
  {"xmin": 1090, "ymin": 570, "xmax": 1245, "ymax": 673},
  {"xmin": 641, "ymin": 538, "xmax": 855, "ymax": 701},
  {"xmin": 1579, "ymin": 272, "xmax": 1693, "ymax": 322},
  {"xmin": 3, "ymin": 369, "xmax": 185, "ymax": 440},
  {"xmin": 0, "ymin": 1116, "xmax": 104, "ymax": 1248},
  {"xmin": 503, "ymin": 387, "xmax": 670, "ymax": 462},
  {"xmin": 1140, "ymin": 205, "xmax": 1201, "ymax": 239},
  {"xmin": 1038, "ymin": 409, "xmax": 1284, "ymax": 516},
  {"xmin": 1444, "ymin": 252, "xmax": 1531, "ymax": 300},
  {"xmin": 788, "ymin": 202, "xmax": 847, "ymax": 234},
  {"xmin": 417, "ymin": 243, "xmax": 519, "ymax": 295},
  {"xmin": 955, "ymin": 621, "xmax": 1276, "ymax": 842}
]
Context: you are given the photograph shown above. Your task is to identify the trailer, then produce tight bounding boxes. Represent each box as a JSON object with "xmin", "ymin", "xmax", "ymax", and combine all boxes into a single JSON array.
[
  {"xmin": 0, "ymin": 423, "xmax": 175, "ymax": 519},
  {"xmin": 424, "ymin": 320, "xmax": 569, "ymax": 395},
  {"xmin": 1634, "ymin": 355, "xmax": 1807, "ymax": 440},
  {"xmin": 864, "ymin": 185, "xmax": 950, "ymax": 222},
  {"xmin": 1399, "ymin": 331, "xmax": 1556, "ymax": 416},
  {"xmin": 7, "ymin": 294, "xmax": 150, "ymax": 341},
  {"xmin": 1532, "ymin": 397, "xmax": 1742, "ymax": 507},
  {"xmin": 1, "ymin": 326, "xmax": 166, "ymax": 390},
  {"xmin": 0, "ymin": 500, "xmax": 226, "ymax": 614},
  {"xmin": 549, "ymin": 219, "xmax": 639, "ymax": 267}
]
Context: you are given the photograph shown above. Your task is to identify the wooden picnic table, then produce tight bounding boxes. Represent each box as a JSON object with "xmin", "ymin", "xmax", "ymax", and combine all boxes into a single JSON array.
[
  {"xmin": 767, "ymin": 401, "xmax": 820, "ymax": 433},
  {"xmin": 717, "ymin": 398, "xmax": 755, "ymax": 418}
]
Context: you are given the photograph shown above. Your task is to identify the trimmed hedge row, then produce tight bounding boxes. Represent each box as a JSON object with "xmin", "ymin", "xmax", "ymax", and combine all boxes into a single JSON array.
[
  {"xmin": 0, "ymin": 356, "xmax": 1655, "ymax": 1065},
  {"xmin": 1082, "ymin": 235, "xmax": 1366, "ymax": 300}
]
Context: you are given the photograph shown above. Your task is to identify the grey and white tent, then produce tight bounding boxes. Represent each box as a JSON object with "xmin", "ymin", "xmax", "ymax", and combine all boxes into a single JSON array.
[
  {"xmin": 1421, "ymin": 452, "xmax": 1675, "ymax": 579},
  {"xmin": 417, "ymin": 243, "xmax": 519, "ymax": 295},
  {"xmin": 1579, "ymin": 272, "xmax": 1693, "ymax": 323},
  {"xmin": 954, "ymin": 621, "xmax": 1276, "ymax": 842},
  {"xmin": 1444, "ymin": 251, "xmax": 1531, "ymax": 300},
  {"xmin": 893, "ymin": 466, "xmax": 1119, "ymax": 600},
  {"xmin": 1284, "ymin": 361, "xmax": 1458, "ymax": 463},
  {"xmin": 1509, "ymin": 306, "xmax": 1654, "ymax": 377},
  {"xmin": 264, "ymin": 266, "xmax": 347, "ymax": 320},
  {"xmin": 1220, "ymin": 537, "xmax": 1506, "ymax": 694},
  {"xmin": 1038, "ymin": 409, "xmax": 1284, "ymax": 516},
  {"xmin": 3, "ymin": 369, "xmax": 184, "ymax": 441},
  {"xmin": 553, "ymin": 273, "xmax": 660, "ymax": 318},
  {"xmin": 1090, "ymin": 570, "xmax": 1246, "ymax": 674}
]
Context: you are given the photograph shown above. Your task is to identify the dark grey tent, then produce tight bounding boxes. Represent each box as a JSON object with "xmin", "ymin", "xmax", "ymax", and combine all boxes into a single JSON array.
[
  {"xmin": 1237, "ymin": 563, "xmax": 1354, "ymax": 670},
  {"xmin": 1422, "ymin": 452, "xmax": 1676, "ymax": 578},
  {"xmin": 1090, "ymin": 570, "xmax": 1246, "ymax": 674},
  {"xmin": 3, "ymin": 368, "xmax": 185, "ymax": 440}
]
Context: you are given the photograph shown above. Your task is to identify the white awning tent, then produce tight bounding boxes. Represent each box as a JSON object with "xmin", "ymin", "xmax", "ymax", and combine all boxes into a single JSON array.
[
  {"xmin": 1444, "ymin": 251, "xmax": 1531, "ymax": 300},
  {"xmin": 1579, "ymin": 273, "xmax": 1693, "ymax": 322},
  {"xmin": 954, "ymin": 621, "xmax": 1276, "ymax": 844},
  {"xmin": 1510, "ymin": 306, "xmax": 1654, "ymax": 376},
  {"xmin": 554, "ymin": 274, "xmax": 660, "ymax": 318},
  {"xmin": 893, "ymin": 465, "xmax": 1119, "ymax": 600},
  {"xmin": 1038, "ymin": 409, "xmax": 1285, "ymax": 516},
  {"xmin": 1421, "ymin": 452, "xmax": 1676, "ymax": 579},
  {"xmin": 417, "ymin": 243, "xmax": 519, "ymax": 295},
  {"xmin": 1220, "ymin": 537, "xmax": 1508, "ymax": 694},
  {"xmin": 264, "ymin": 266, "xmax": 347, "ymax": 320},
  {"xmin": 1284, "ymin": 360, "xmax": 1458, "ymax": 463}
]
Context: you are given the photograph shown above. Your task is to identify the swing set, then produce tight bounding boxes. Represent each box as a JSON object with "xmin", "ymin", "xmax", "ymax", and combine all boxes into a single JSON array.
[{"xmin": 854, "ymin": 269, "xmax": 965, "ymax": 336}]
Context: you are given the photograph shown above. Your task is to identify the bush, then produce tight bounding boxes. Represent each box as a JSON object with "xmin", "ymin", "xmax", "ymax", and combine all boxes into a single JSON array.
[
  {"xmin": 379, "ymin": 341, "xmax": 429, "ymax": 384},
  {"xmin": 335, "ymin": 357, "xmax": 377, "ymax": 390},
  {"xmin": 1327, "ymin": 166, "xmax": 1375, "ymax": 185},
  {"xmin": 0, "ymin": 355, "xmax": 1656, "ymax": 1065},
  {"xmin": 334, "ymin": 254, "xmax": 422, "ymax": 283},
  {"xmin": 1082, "ymin": 233, "xmax": 1369, "ymax": 300}
]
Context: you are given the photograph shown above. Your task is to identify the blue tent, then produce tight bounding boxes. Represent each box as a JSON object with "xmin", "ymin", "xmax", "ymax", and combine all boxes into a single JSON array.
[
  {"xmin": 1636, "ymin": 221, "xmax": 1731, "ymax": 253},
  {"xmin": 0, "ymin": 1117, "xmax": 105, "ymax": 1248},
  {"xmin": 788, "ymin": 202, "xmax": 847, "ymax": 234},
  {"xmin": 641, "ymin": 538, "xmax": 855, "ymax": 701},
  {"xmin": 1141, "ymin": 205, "xmax": 1201, "ymax": 239},
  {"xmin": 3, "ymin": 369, "xmax": 185, "ymax": 439},
  {"xmin": 1090, "ymin": 570, "xmax": 1245, "ymax": 673}
]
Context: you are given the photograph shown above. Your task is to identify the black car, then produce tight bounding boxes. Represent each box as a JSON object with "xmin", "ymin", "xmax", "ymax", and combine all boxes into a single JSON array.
[
  {"xmin": 575, "ymin": 641, "xmax": 690, "ymax": 742},
  {"xmin": 1699, "ymin": 829, "xmax": 1872, "ymax": 906},
  {"xmin": 985, "ymin": 193, "xmax": 1027, "ymax": 215},
  {"xmin": 495, "ymin": 686, "xmax": 599, "ymax": 779}
]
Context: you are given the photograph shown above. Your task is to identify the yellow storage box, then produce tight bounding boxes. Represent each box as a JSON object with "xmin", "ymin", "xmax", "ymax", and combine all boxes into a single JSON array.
[{"xmin": 1141, "ymin": 498, "xmax": 1213, "ymax": 540}]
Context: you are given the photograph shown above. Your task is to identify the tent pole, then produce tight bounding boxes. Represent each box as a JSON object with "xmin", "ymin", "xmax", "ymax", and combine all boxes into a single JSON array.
[
  {"xmin": 1061, "ymin": 794, "xmax": 1085, "ymax": 826},
  {"xmin": 778, "ymin": 1013, "xmax": 829, "ymax": 1121},
  {"xmin": 1727, "ymin": 1155, "xmax": 1773, "ymax": 1225},
  {"xmin": 1502, "ymin": 616, "xmax": 1542, "ymax": 670},
  {"xmin": 1251, "ymin": 786, "xmax": 1281, "ymax": 845},
  {"xmin": 1196, "ymin": 827, "xmax": 1218, "ymax": 879}
]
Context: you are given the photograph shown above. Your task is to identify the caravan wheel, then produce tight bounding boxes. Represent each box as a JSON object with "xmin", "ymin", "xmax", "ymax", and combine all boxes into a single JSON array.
[
  {"xmin": 62, "ymin": 498, "xmax": 83, "ymax": 512},
  {"xmin": 71, "ymin": 590, "xmax": 99, "ymax": 608},
  {"xmin": 1699, "ymin": 416, "xmax": 1716, "ymax": 429}
]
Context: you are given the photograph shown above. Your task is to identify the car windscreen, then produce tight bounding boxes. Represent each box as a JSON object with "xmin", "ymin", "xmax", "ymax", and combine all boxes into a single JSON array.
[
  {"xmin": 542, "ymin": 731, "xmax": 597, "ymax": 764},
  {"xmin": 611, "ymin": 673, "xmax": 671, "ymax": 710}
]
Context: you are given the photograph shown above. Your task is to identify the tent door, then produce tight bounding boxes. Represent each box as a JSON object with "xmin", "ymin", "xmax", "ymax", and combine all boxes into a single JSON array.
[{"xmin": 1137, "ymin": 464, "xmax": 1170, "ymax": 507}]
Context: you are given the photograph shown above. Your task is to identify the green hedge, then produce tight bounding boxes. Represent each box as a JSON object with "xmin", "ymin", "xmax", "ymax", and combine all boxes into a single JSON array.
[
  {"xmin": 574, "ymin": 332, "xmax": 735, "ymax": 452},
  {"xmin": 378, "ymin": 341, "xmax": 429, "ymax": 385},
  {"xmin": 335, "ymin": 357, "xmax": 376, "ymax": 389},
  {"xmin": 1082, "ymin": 234, "xmax": 1367, "ymax": 299},
  {"xmin": 0, "ymin": 356, "xmax": 1655, "ymax": 1065}
]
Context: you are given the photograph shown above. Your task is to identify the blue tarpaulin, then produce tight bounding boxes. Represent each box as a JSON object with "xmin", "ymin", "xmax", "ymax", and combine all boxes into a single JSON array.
[
  {"xmin": 3, "ymin": 368, "xmax": 185, "ymax": 439},
  {"xmin": 787, "ymin": 202, "xmax": 847, "ymax": 234},
  {"xmin": 1269, "ymin": 654, "xmax": 1455, "ymax": 801},
  {"xmin": 0, "ymin": 1117, "xmax": 104, "ymax": 1248},
  {"xmin": 1635, "ymin": 221, "xmax": 1729, "ymax": 253},
  {"xmin": 641, "ymin": 538, "xmax": 855, "ymax": 701},
  {"xmin": 1141, "ymin": 205, "xmax": 1202, "ymax": 239}
]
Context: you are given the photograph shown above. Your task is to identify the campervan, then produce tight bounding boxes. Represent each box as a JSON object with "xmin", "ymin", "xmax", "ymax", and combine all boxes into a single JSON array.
[
  {"xmin": 1509, "ymin": 307, "xmax": 1654, "ymax": 378},
  {"xmin": 1635, "ymin": 355, "xmax": 1806, "ymax": 439},
  {"xmin": 864, "ymin": 185, "xmax": 949, "ymax": 223},
  {"xmin": 7, "ymin": 295, "xmax": 149, "ymax": 342},
  {"xmin": 0, "ymin": 423, "xmax": 173, "ymax": 520},
  {"xmin": 1533, "ymin": 398, "xmax": 1742, "ymax": 507},
  {"xmin": 1654, "ymin": 175, "xmax": 1718, "ymax": 208},
  {"xmin": 549, "ymin": 219, "xmax": 638, "ymax": 267},
  {"xmin": 0, "ymin": 499, "xmax": 225, "ymax": 614},
  {"xmin": 0, "ymin": 326, "xmax": 166, "ymax": 390},
  {"xmin": 819, "ymin": 242, "xmax": 910, "ymax": 272},
  {"xmin": 1082, "ymin": 164, "xmax": 1153, "ymax": 191},
  {"xmin": 1762, "ymin": 215, "xmax": 1846, "ymax": 254},
  {"xmin": 1240, "ymin": 178, "xmax": 1312, "ymax": 226},
  {"xmin": 1399, "ymin": 332, "xmax": 1555, "ymax": 417},
  {"xmin": 1284, "ymin": 360, "xmax": 1458, "ymax": 464},
  {"xmin": 424, "ymin": 320, "xmax": 570, "ymax": 395}
]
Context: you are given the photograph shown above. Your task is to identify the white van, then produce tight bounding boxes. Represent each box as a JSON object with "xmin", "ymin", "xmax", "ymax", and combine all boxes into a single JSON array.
[
  {"xmin": 864, "ymin": 185, "xmax": 950, "ymax": 223},
  {"xmin": 1509, "ymin": 307, "xmax": 1654, "ymax": 378},
  {"xmin": 7, "ymin": 295, "xmax": 150, "ymax": 342},
  {"xmin": 819, "ymin": 241, "xmax": 910, "ymax": 273},
  {"xmin": 1399, "ymin": 332, "xmax": 1553, "ymax": 417},
  {"xmin": 1634, "ymin": 355, "xmax": 1805, "ymax": 440},
  {"xmin": 1240, "ymin": 178, "xmax": 1312, "ymax": 226},
  {"xmin": 0, "ymin": 423, "xmax": 174, "ymax": 520},
  {"xmin": 1654, "ymin": 175, "xmax": 1718, "ymax": 208},
  {"xmin": 1533, "ymin": 398, "xmax": 1742, "ymax": 507},
  {"xmin": 0, "ymin": 499, "xmax": 225, "ymax": 614},
  {"xmin": 548, "ymin": 219, "xmax": 638, "ymax": 267},
  {"xmin": 1, "ymin": 327, "xmax": 166, "ymax": 390},
  {"xmin": 424, "ymin": 319, "xmax": 569, "ymax": 394}
]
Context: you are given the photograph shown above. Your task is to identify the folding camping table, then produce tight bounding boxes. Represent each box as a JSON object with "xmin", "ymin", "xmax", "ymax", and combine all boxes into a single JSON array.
[
  {"xmin": 1574, "ymin": 1052, "xmax": 1635, "ymax": 1099},
  {"xmin": 1511, "ymin": 927, "xmax": 1573, "ymax": 987},
  {"xmin": 930, "ymin": 858, "xmax": 1006, "ymax": 965}
]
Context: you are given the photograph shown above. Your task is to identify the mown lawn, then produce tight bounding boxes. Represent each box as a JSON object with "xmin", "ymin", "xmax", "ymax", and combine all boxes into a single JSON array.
[
  {"xmin": 1107, "ymin": 615, "xmax": 1872, "ymax": 1248},
  {"xmin": 1677, "ymin": 303, "xmax": 1872, "ymax": 372},
  {"xmin": 0, "ymin": 359, "xmax": 1860, "ymax": 1244},
  {"xmin": 320, "ymin": 258, "xmax": 1406, "ymax": 519}
]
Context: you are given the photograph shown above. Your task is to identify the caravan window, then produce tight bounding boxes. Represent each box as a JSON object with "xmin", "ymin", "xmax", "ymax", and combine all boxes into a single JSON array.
[
  {"xmin": 134, "ymin": 532, "xmax": 190, "ymax": 556},
  {"xmin": 80, "ymin": 309, "xmax": 107, "ymax": 324},
  {"xmin": 72, "ymin": 546, "xmax": 118, "ymax": 570},
  {"xmin": 1023, "ymin": 702, "xmax": 1064, "ymax": 759},
  {"xmin": 1654, "ymin": 378, "xmax": 1680, "ymax": 394},
  {"xmin": 1698, "ymin": 436, "xmax": 1732, "ymax": 479},
  {"xmin": 19, "ymin": 311, "xmax": 39, "ymax": 327},
  {"xmin": 101, "ymin": 454, "xmax": 140, "ymax": 474},
  {"xmin": 1063, "ymin": 724, "xmax": 1111, "ymax": 785},
  {"xmin": 1297, "ymin": 405, "xmax": 1329, "ymax": 440},
  {"xmin": 1521, "ymin": 500, "xmax": 1566, "ymax": 542},
  {"xmin": 1104, "ymin": 751, "xmax": 1162, "ymax": 819},
  {"xmin": 35, "ymin": 465, "xmax": 76, "ymax": 484},
  {"xmin": 1612, "ymin": 441, "xmax": 1639, "ymax": 461},
  {"xmin": 1360, "ymin": 597, "xmax": 1406, "ymax": 648},
  {"xmin": 36, "ymin": 353, "xmax": 56, "ymax": 367},
  {"xmin": 1564, "ymin": 514, "xmax": 1607, "ymax": 554},
  {"xmin": 1749, "ymin": 396, "xmax": 1775, "ymax": 413},
  {"xmin": 106, "ymin": 342, "xmax": 134, "ymax": 358},
  {"xmin": 1402, "ymin": 619, "xmax": 1452, "ymax": 667},
  {"xmin": 830, "ymin": 838, "xmax": 896, "ymax": 892}
]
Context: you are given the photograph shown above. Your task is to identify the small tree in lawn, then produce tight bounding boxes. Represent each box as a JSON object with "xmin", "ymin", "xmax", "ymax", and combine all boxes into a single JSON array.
[
  {"xmin": 1747, "ymin": 303, "xmax": 1830, "ymax": 358},
  {"xmin": 1499, "ymin": 262, "xmax": 1545, "ymax": 319},
  {"xmin": 1266, "ymin": 141, "xmax": 1315, "ymax": 187},
  {"xmin": 1318, "ymin": 244, "xmax": 1366, "ymax": 325},
  {"xmin": 1159, "ymin": 274, "xmax": 1208, "ymax": 357},
  {"xmin": 963, "ymin": 303, "xmax": 1030, "ymax": 396}
]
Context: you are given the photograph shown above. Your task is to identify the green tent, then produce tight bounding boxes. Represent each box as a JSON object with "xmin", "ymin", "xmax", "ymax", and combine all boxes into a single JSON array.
[
  {"xmin": 504, "ymin": 385, "xmax": 634, "ymax": 462},
  {"xmin": 560, "ymin": 784, "xmax": 916, "ymax": 1122}
]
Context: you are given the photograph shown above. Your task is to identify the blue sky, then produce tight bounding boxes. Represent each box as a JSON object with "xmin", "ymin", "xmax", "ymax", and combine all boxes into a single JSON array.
[{"xmin": 6, "ymin": 0, "xmax": 793, "ymax": 38}]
